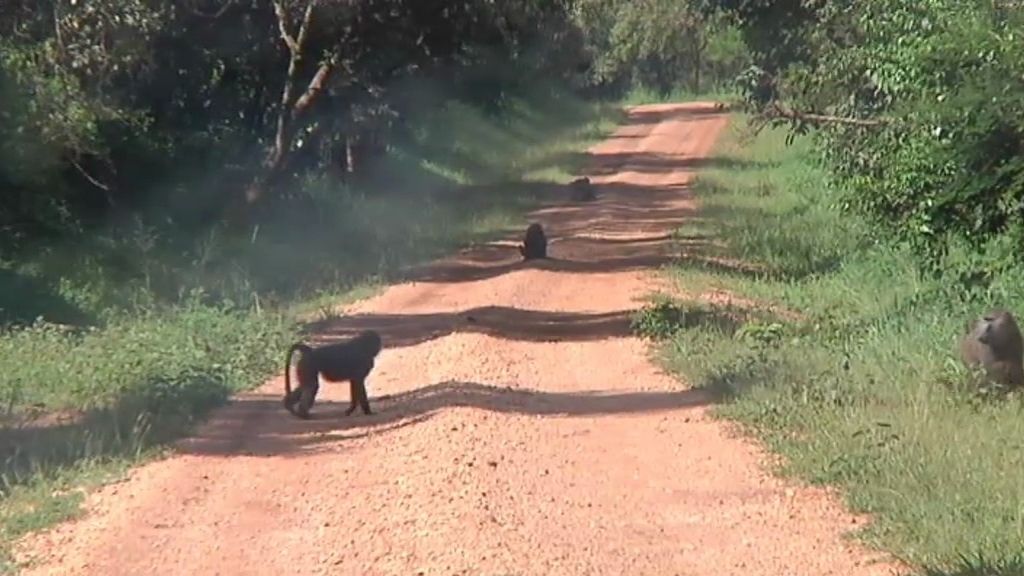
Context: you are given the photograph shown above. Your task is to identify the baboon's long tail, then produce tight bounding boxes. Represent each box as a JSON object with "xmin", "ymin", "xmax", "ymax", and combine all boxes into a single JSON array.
[{"xmin": 284, "ymin": 343, "xmax": 314, "ymax": 396}]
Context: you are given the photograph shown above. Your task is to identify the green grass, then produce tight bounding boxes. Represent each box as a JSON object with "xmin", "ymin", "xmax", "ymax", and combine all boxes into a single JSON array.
[
  {"xmin": 620, "ymin": 84, "xmax": 736, "ymax": 106},
  {"xmin": 0, "ymin": 83, "xmax": 623, "ymax": 570},
  {"xmin": 0, "ymin": 302, "xmax": 296, "ymax": 571},
  {"xmin": 646, "ymin": 118, "xmax": 1024, "ymax": 575}
]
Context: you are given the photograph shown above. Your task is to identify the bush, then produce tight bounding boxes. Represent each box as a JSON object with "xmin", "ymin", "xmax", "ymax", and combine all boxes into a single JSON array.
[{"xmin": 768, "ymin": 0, "xmax": 1024, "ymax": 271}]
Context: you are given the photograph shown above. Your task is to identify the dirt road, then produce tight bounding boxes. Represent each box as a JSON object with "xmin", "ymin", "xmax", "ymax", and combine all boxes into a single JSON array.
[{"xmin": 18, "ymin": 103, "xmax": 901, "ymax": 576}]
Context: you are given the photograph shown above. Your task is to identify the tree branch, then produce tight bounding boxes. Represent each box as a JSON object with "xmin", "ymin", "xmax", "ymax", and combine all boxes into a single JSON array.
[
  {"xmin": 272, "ymin": 0, "xmax": 299, "ymax": 54},
  {"xmin": 248, "ymin": 0, "xmax": 330, "ymax": 208},
  {"xmin": 292, "ymin": 55, "xmax": 338, "ymax": 116},
  {"xmin": 67, "ymin": 153, "xmax": 119, "ymax": 209},
  {"xmin": 52, "ymin": 1, "xmax": 64, "ymax": 58},
  {"xmin": 68, "ymin": 156, "xmax": 111, "ymax": 193},
  {"xmin": 184, "ymin": 0, "xmax": 236, "ymax": 19}
]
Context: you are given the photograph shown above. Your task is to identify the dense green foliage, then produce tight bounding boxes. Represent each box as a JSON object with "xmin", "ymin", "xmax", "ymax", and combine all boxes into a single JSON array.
[
  {"xmin": 0, "ymin": 0, "xmax": 583, "ymax": 246},
  {"xmin": 735, "ymin": 0, "xmax": 1024, "ymax": 273},
  {"xmin": 0, "ymin": 0, "xmax": 737, "ymax": 320},
  {"xmin": 658, "ymin": 120, "xmax": 1024, "ymax": 576}
]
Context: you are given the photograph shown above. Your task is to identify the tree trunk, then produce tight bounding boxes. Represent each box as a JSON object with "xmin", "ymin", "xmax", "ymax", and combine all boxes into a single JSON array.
[
  {"xmin": 231, "ymin": 0, "xmax": 336, "ymax": 228},
  {"xmin": 692, "ymin": 35, "xmax": 706, "ymax": 94},
  {"xmin": 345, "ymin": 133, "xmax": 356, "ymax": 177}
]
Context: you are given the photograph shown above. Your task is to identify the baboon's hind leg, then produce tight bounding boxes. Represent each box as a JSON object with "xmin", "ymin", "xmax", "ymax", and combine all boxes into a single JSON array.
[
  {"xmin": 295, "ymin": 381, "xmax": 319, "ymax": 419},
  {"xmin": 344, "ymin": 377, "xmax": 373, "ymax": 415}
]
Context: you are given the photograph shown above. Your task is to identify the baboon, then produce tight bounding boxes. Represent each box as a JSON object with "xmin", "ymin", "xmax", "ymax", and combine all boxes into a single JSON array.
[
  {"xmin": 959, "ymin": 309, "xmax": 1024, "ymax": 390},
  {"xmin": 283, "ymin": 330, "xmax": 383, "ymax": 419},
  {"xmin": 518, "ymin": 222, "xmax": 547, "ymax": 260},
  {"xmin": 569, "ymin": 176, "xmax": 596, "ymax": 201}
]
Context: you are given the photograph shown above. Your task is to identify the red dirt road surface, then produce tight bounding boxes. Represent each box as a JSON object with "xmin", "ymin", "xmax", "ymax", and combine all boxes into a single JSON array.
[{"xmin": 17, "ymin": 103, "xmax": 904, "ymax": 576}]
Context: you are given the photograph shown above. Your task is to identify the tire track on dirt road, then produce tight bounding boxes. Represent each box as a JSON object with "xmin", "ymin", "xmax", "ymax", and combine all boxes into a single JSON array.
[{"xmin": 17, "ymin": 102, "xmax": 904, "ymax": 576}]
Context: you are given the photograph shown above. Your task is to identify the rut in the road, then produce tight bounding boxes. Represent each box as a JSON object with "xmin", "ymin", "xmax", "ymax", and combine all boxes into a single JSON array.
[{"xmin": 17, "ymin": 103, "xmax": 903, "ymax": 576}]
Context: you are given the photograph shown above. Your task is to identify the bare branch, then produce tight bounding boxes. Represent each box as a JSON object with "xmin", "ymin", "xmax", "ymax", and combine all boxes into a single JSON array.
[
  {"xmin": 68, "ymin": 155, "xmax": 112, "ymax": 196},
  {"xmin": 53, "ymin": 1, "xmax": 64, "ymax": 57},
  {"xmin": 295, "ymin": 0, "xmax": 319, "ymax": 53},
  {"xmin": 242, "ymin": 0, "xmax": 334, "ymax": 215},
  {"xmin": 763, "ymin": 102, "xmax": 890, "ymax": 128},
  {"xmin": 184, "ymin": 0, "xmax": 236, "ymax": 19},
  {"xmin": 272, "ymin": 0, "xmax": 299, "ymax": 54},
  {"xmin": 293, "ymin": 55, "xmax": 338, "ymax": 115},
  {"xmin": 273, "ymin": 0, "xmax": 319, "ymax": 56}
]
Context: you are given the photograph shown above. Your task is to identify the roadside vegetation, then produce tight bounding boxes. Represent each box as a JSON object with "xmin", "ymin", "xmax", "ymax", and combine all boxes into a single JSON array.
[
  {"xmin": 0, "ymin": 0, "xmax": 746, "ymax": 569},
  {"xmin": 637, "ymin": 118, "xmax": 1024, "ymax": 575},
  {"xmin": 630, "ymin": 0, "xmax": 1024, "ymax": 572},
  {"xmin": 649, "ymin": 2, "xmax": 1024, "ymax": 573},
  {"xmin": 7, "ymin": 0, "xmax": 1024, "ymax": 574}
]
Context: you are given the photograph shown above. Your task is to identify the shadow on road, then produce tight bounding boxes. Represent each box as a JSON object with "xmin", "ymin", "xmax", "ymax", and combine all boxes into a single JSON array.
[
  {"xmin": 177, "ymin": 380, "xmax": 718, "ymax": 458},
  {"xmin": 305, "ymin": 305, "xmax": 635, "ymax": 348},
  {"xmin": 1, "ymin": 379, "xmax": 233, "ymax": 486},
  {"xmin": 624, "ymin": 105, "xmax": 725, "ymax": 125},
  {"xmin": 397, "ymin": 180, "xmax": 707, "ymax": 286}
]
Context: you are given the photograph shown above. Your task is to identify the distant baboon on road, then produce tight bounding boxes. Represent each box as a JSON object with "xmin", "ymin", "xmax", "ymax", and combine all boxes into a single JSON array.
[
  {"xmin": 519, "ymin": 222, "xmax": 547, "ymax": 260},
  {"xmin": 284, "ymin": 330, "xmax": 383, "ymax": 418},
  {"xmin": 569, "ymin": 176, "xmax": 596, "ymax": 201}
]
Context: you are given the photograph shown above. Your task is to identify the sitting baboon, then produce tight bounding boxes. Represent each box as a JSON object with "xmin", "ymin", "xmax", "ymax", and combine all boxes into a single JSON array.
[
  {"xmin": 518, "ymin": 222, "xmax": 547, "ymax": 260},
  {"xmin": 569, "ymin": 176, "xmax": 596, "ymax": 202},
  {"xmin": 959, "ymin": 309, "xmax": 1024, "ymax": 390}
]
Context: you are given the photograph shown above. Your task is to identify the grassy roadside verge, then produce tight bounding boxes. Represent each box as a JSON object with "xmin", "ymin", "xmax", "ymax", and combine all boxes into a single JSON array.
[
  {"xmin": 0, "ymin": 87, "xmax": 622, "ymax": 571},
  {"xmin": 641, "ymin": 117, "xmax": 1024, "ymax": 575}
]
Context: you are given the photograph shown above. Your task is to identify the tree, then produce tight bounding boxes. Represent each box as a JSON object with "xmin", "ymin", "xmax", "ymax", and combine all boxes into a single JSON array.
[
  {"xmin": 0, "ymin": 0, "xmax": 590, "ymax": 238},
  {"xmin": 575, "ymin": 0, "xmax": 750, "ymax": 95},
  {"xmin": 734, "ymin": 0, "xmax": 1024, "ymax": 266}
]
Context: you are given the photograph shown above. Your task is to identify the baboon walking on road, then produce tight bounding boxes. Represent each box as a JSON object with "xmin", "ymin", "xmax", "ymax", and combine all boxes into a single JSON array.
[{"xmin": 284, "ymin": 330, "xmax": 383, "ymax": 418}]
